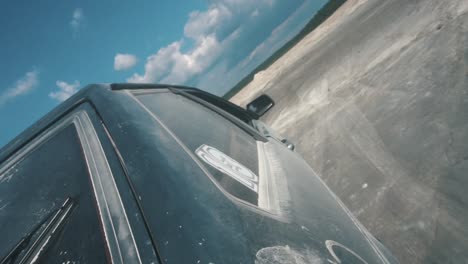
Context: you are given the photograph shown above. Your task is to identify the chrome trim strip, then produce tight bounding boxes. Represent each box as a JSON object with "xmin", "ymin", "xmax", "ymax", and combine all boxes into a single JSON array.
[
  {"xmin": 76, "ymin": 111, "xmax": 142, "ymax": 264},
  {"xmin": 257, "ymin": 141, "xmax": 289, "ymax": 217}
]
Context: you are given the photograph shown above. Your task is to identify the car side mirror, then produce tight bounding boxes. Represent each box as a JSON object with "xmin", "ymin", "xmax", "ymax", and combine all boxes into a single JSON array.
[{"xmin": 246, "ymin": 94, "xmax": 275, "ymax": 119}]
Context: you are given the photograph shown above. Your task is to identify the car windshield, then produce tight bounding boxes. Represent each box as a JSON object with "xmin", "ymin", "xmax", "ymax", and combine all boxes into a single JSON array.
[
  {"xmin": 135, "ymin": 91, "xmax": 262, "ymax": 206},
  {"xmin": 180, "ymin": 89, "xmax": 254, "ymax": 124}
]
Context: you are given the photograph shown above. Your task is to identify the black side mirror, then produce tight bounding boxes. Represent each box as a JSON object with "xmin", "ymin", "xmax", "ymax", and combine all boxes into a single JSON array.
[{"xmin": 246, "ymin": 94, "xmax": 275, "ymax": 119}]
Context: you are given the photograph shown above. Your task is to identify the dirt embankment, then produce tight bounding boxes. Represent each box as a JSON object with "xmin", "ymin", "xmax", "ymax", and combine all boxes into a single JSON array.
[{"xmin": 231, "ymin": 0, "xmax": 468, "ymax": 263}]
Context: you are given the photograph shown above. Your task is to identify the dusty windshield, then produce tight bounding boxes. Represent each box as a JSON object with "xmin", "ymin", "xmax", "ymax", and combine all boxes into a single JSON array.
[{"xmin": 136, "ymin": 91, "xmax": 261, "ymax": 206}]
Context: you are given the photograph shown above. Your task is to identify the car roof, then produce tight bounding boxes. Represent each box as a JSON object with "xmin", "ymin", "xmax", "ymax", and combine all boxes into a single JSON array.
[
  {"xmin": 0, "ymin": 82, "xmax": 261, "ymax": 163},
  {"xmin": 0, "ymin": 83, "xmax": 195, "ymax": 163}
]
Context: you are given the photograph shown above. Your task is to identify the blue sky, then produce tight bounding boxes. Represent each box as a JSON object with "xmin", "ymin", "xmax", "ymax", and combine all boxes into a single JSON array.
[{"xmin": 0, "ymin": 0, "xmax": 326, "ymax": 147}]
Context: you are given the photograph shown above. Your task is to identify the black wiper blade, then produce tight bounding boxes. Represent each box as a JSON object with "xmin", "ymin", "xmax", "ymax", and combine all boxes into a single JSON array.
[
  {"xmin": 0, "ymin": 212, "xmax": 54, "ymax": 264},
  {"xmin": 18, "ymin": 197, "xmax": 75, "ymax": 264},
  {"xmin": 0, "ymin": 197, "xmax": 75, "ymax": 264}
]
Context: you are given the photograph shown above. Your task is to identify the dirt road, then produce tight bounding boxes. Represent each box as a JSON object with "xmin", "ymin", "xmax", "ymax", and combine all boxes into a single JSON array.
[{"xmin": 231, "ymin": 0, "xmax": 468, "ymax": 263}]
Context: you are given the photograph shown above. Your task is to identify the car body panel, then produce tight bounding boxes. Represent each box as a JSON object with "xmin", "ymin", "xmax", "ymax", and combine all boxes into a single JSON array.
[{"xmin": 0, "ymin": 84, "xmax": 398, "ymax": 264}]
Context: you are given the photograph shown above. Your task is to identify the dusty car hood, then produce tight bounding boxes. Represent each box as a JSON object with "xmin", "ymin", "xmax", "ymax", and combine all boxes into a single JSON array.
[
  {"xmin": 247, "ymin": 139, "xmax": 399, "ymax": 263},
  {"xmin": 96, "ymin": 89, "xmax": 398, "ymax": 263}
]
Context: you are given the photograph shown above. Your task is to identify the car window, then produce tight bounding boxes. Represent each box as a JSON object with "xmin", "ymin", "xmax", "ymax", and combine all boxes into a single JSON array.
[
  {"xmin": 0, "ymin": 125, "xmax": 108, "ymax": 263},
  {"xmin": 136, "ymin": 92, "xmax": 261, "ymax": 206}
]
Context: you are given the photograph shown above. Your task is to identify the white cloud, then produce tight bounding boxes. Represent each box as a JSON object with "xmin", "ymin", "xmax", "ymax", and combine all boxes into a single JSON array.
[
  {"xmin": 0, "ymin": 70, "xmax": 39, "ymax": 106},
  {"xmin": 70, "ymin": 8, "xmax": 84, "ymax": 34},
  {"xmin": 114, "ymin": 53, "xmax": 138, "ymax": 71},
  {"xmin": 251, "ymin": 9, "xmax": 260, "ymax": 17},
  {"xmin": 129, "ymin": 35, "xmax": 224, "ymax": 84},
  {"xmin": 49, "ymin": 80, "xmax": 80, "ymax": 102},
  {"xmin": 128, "ymin": 0, "xmax": 274, "ymax": 84},
  {"xmin": 184, "ymin": 5, "xmax": 232, "ymax": 40}
]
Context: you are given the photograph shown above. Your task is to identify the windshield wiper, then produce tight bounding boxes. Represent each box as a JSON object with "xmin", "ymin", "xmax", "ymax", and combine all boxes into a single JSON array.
[{"xmin": 0, "ymin": 197, "xmax": 75, "ymax": 264}]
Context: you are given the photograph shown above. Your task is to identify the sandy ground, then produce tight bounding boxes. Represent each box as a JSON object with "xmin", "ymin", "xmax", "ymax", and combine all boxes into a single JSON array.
[{"xmin": 231, "ymin": 0, "xmax": 468, "ymax": 263}]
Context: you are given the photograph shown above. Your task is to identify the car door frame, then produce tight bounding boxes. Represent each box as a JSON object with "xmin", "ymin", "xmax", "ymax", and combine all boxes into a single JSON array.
[{"xmin": 0, "ymin": 103, "xmax": 143, "ymax": 264}]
